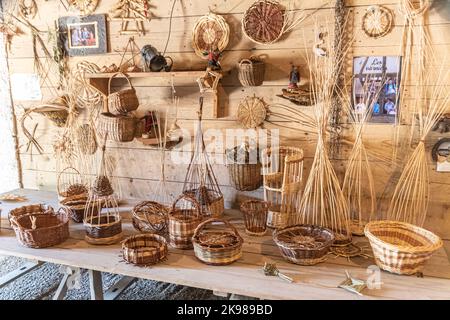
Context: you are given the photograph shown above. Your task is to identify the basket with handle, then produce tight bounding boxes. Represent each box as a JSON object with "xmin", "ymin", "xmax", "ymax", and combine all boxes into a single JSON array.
[
  {"xmin": 238, "ymin": 57, "xmax": 265, "ymax": 87},
  {"xmin": 193, "ymin": 218, "xmax": 243, "ymax": 266},
  {"xmin": 168, "ymin": 194, "xmax": 202, "ymax": 249},
  {"xmin": 10, "ymin": 207, "xmax": 70, "ymax": 248},
  {"xmin": 122, "ymin": 233, "xmax": 168, "ymax": 266},
  {"xmin": 57, "ymin": 166, "xmax": 88, "ymax": 199},
  {"xmin": 364, "ymin": 220, "xmax": 443, "ymax": 275},
  {"xmin": 108, "ymin": 72, "xmax": 139, "ymax": 115}
]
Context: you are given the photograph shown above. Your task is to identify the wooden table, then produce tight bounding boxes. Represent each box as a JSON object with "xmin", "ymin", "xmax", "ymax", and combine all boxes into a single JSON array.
[{"xmin": 1, "ymin": 189, "xmax": 450, "ymax": 300}]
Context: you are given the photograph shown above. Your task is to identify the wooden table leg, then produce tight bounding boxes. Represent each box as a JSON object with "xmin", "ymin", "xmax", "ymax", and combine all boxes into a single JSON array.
[
  {"xmin": 52, "ymin": 273, "xmax": 70, "ymax": 300},
  {"xmin": 104, "ymin": 276, "xmax": 136, "ymax": 300},
  {"xmin": 88, "ymin": 269, "xmax": 104, "ymax": 300},
  {"xmin": 0, "ymin": 261, "xmax": 43, "ymax": 289}
]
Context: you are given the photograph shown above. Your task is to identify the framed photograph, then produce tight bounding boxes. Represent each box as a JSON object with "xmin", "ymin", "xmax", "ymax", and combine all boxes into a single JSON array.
[
  {"xmin": 352, "ymin": 56, "xmax": 402, "ymax": 123},
  {"xmin": 58, "ymin": 14, "xmax": 107, "ymax": 56}
]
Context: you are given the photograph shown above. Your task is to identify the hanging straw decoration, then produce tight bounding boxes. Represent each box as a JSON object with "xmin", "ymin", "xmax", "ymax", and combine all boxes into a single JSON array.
[
  {"xmin": 182, "ymin": 96, "xmax": 224, "ymax": 218},
  {"xmin": 293, "ymin": 20, "xmax": 352, "ymax": 245}
]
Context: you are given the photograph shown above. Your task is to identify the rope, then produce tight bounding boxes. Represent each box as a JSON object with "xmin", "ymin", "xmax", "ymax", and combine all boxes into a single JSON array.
[{"xmin": 162, "ymin": 0, "xmax": 177, "ymax": 56}]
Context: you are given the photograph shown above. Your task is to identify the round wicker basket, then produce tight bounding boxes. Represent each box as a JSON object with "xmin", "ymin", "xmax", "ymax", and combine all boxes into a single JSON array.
[
  {"xmin": 193, "ymin": 218, "xmax": 243, "ymax": 266},
  {"xmin": 97, "ymin": 112, "xmax": 136, "ymax": 142},
  {"xmin": 240, "ymin": 200, "xmax": 268, "ymax": 236},
  {"xmin": 57, "ymin": 166, "xmax": 88, "ymax": 199},
  {"xmin": 192, "ymin": 13, "xmax": 230, "ymax": 59},
  {"xmin": 225, "ymin": 145, "xmax": 262, "ymax": 191},
  {"xmin": 122, "ymin": 234, "xmax": 168, "ymax": 266},
  {"xmin": 168, "ymin": 195, "xmax": 202, "ymax": 249},
  {"xmin": 364, "ymin": 220, "xmax": 442, "ymax": 275},
  {"xmin": 236, "ymin": 96, "xmax": 267, "ymax": 129},
  {"xmin": 273, "ymin": 225, "xmax": 335, "ymax": 265},
  {"xmin": 8, "ymin": 204, "xmax": 54, "ymax": 222},
  {"xmin": 84, "ymin": 215, "xmax": 123, "ymax": 245},
  {"xmin": 108, "ymin": 72, "xmax": 139, "ymax": 115},
  {"xmin": 362, "ymin": 5, "xmax": 393, "ymax": 39},
  {"xmin": 132, "ymin": 201, "xmax": 169, "ymax": 235},
  {"xmin": 60, "ymin": 193, "xmax": 102, "ymax": 223}
]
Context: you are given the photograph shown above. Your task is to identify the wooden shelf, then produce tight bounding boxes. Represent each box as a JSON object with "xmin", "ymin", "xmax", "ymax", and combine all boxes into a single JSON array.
[{"xmin": 136, "ymin": 137, "xmax": 183, "ymax": 150}]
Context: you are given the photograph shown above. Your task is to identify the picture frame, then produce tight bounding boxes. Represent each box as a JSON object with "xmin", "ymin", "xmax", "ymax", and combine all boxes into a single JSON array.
[{"xmin": 58, "ymin": 14, "xmax": 107, "ymax": 56}]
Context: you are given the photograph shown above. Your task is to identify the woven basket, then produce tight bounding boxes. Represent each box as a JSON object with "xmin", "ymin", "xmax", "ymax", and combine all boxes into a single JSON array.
[
  {"xmin": 273, "ymin": 225, "xmax": 335, "ymax": 266},
  {"xmin": 267, "ymin": 206, "xmax": 290, "ymax": 229},
  {"xmin": 238, "ymin": 57, "xmax": 265, "ymax": 87},
  {"xmin": 57, "ymin": 167, "xmax": 88, "ymax": 198},
  {"xmin": 364, "ymin": 221, "xmax": 443, "ymax": 275},
  {"xmin": 122, "ymin": 234, "xmax": 168, "ymax": 266},
  {"xmin": 183, "ymin": 188, "xmax": 224, "ymax": 218},
  {"xmin": 168, "ymin": 195, "xmax": 202, "ymax": 249},
  {"xmin": 10, "ymin": 208, "xmax": 70, "ymax": 248},
  {"xmin": 240, "ymin": 200, "xmax": 268, "ymax": 236},
  {"xmin": 60, "ymin": 194, "xmax": 102, "ymax": 223},
  {"xmin": 108, "ymin": 72, "xmax": 139, "ymax": 115},
  {"xmin": 132, "ymin": 201, "xmax": 169, "ymax": 235},
  {"xmin": 84, "ymin": 215, "xmax": 123, "ymax": 245},
  {"xmin": 226, "ymin": 146, "xmax": 262, "ymax": 191},
  {"xmin": 8, "ymin": 204, "xmax": 54, "ymax": 222},
  {"xmin": 193, "ymin": 218, "xmax": 243, "ymax": 266},
  {"xmin": 97, "ymin": 112, "xmax": 136, "ymax": 142}
]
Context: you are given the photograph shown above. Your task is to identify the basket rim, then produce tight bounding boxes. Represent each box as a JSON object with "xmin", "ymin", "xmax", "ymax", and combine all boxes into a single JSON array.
[
  {"xmin": 11, "ymin": 211, "xmax": 69, "ymax": 231},
  {"xmin": 273, "ymin": 224, "xmax": 335, "ymax": 251},
  {"xmin": 364, "ymin": 220, "xmax": 443, "ymax": 253},
  {"xmin": 122, "ymin": 233, "xmax": 168, "ymax": 251},
  {"xmin": 192, "ymin": 218, "xmax": 243, "ymax": 251},
  {"xmin": 83, "ymin": 215, "xmax": 122, "ymax": 228}
]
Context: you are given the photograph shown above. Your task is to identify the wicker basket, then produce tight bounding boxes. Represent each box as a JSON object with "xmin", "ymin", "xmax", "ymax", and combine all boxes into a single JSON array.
[
  {"xmin": 132, "ymin": 201, "xmax": 169, "ymax": 235},
  {"xmin": 60, "ymin": 194, "xmax": 102, "ymax": 223},
  {"xmin": 193, "ymin": 218, "xmax": 243, "ymax": 266},
  {"xmin": 10, "ymin": 208, "xmax": 70, "ymax": 248},
  {"xmin": 240, "ymin": 200, "xmax": 268, "ymax": 236},
  {"xmin": 238, "ymin": 57, "xmax": 265, "ymax": 87},
  {"xmin": 168, "ymin": 195, "xmax": 202, "ymax": 249},
  {"xmin": 273, "ymin": 225, "xmax": 335, "ymax": 266},
  {"xmin": 84, "ymin": 215, "xmax": 123, "ymax": 245},
  {"xmin": 97, "ymin": 112, "xmax": 136, "ymax": 142},
  {"xmin": 122, "ymin": 234, "xmax": 168, "ymax": 266},
  {"xmin": 57, "ymin": 167, "xmax": 88, "ymax": 199},
  {"xmin": 8, "ymin": 204, "xmax": 54, "ymax": 222},
  {"xmin": 364, "ymin": 221, "xmax": 443, "ymax": 275},
  {"xmin": 108, "ymin": 72, "xmax": 139, "ymax": 115},
  {"xmin": 226, "ymin": 145, "xmax": 262, "ymax": 191},
  {"xmin": 183, "ymin": 188, "xmax": 224, "ymax": 218}
]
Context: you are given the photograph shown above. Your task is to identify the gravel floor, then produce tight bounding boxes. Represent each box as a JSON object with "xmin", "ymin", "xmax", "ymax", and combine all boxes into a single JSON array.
[{"xmin": 0, "ymin": 255, "xmax": 227, "ymax": 300}]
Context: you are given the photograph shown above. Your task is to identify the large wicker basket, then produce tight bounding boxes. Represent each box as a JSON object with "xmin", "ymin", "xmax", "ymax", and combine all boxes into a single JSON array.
[
  {"xmin": 122, "ymin": 234, "xmax": 168, "ymax": 266},
  {"xmin": 365, "ymin": 221, "xmax": 443, "ymax": 275},
  {"xmin": 97, "ymin": 112, "xmax": 136, "ymax": 142},
  {"xmin": 273, "ymin": 225, "xmax": 335, "ymax": 266},
  {"xmin": 10, "ymin": 208, "xmax": 70, "ymax": 248},
  {"xmin": 226, "ymin": 145, "xmax": 262, "ymax": 191},
  {"xmin": 132, "ymin": 201, "xmax": 169, "ymax": 235},
  {"xmin": 238, "ymin": 57, "xmax": 265, "ymax": 87},
  {"xmin": 84, "ymin": 215, "xmax": 123, "ymax": 245},
  {"xmin": 168, "ymin": 195, "xmax": 202, "ymax": 249},
  {"xmin": 193, "ymin": 218, "xmax": 243, "ymax": 266},
  {"xmin": 8, "ymin": 204, "xmax": 54, "ymax": 222},
  {"xmin": 108, "ymin": 72, "xmax": 139, "ymax": 115}
]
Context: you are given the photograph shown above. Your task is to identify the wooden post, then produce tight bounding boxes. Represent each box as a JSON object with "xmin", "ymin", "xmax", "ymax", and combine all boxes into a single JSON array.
[{"xmin": 88, "ymin": 269, "xmax": 104, "ymax": 300}]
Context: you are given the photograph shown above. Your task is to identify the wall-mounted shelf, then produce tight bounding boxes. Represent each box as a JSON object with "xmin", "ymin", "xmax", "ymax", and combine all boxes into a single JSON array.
[
  {"xmin": 136, "ymin": 137, "xmax": 183, "ymax": 150},
  {"xmin": 86, "ymin": 71, "xmax": 222, "ymax": 118}
]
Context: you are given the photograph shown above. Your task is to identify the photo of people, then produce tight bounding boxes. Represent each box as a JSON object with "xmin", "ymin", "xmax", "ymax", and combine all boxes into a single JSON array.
[
  {"xmin": 68, "ymin": 22, "xmax": 98, "ymax": 49},
  {"xmin": 352, "ymin": 56, "xmax": 402, "ymax": 123}
]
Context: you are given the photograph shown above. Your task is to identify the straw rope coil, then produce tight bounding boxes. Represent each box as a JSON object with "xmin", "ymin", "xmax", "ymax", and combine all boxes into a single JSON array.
[{"xmin": 192, "ymin": 13, "xmax": 229, "ymax": 59}]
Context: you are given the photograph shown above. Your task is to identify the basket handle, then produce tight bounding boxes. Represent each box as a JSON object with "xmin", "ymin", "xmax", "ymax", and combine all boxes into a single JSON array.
[
  {"xmin": 171, "ymin": 194, "xmax": 201, "ymax": 218},
  {"xmin": 239, "ymin": 59, "xmax": 253, "ymax": 66},
  {"xmin": 193, "ymin": 218, "xmax": 241, "ymax": 240},
  {"xmin": 57, "ymin": 166, "xmax": 82, "ymax": 195},
  {"xmin": 108, "ymin": 72, "xmax": 134, "ymax": 96}
]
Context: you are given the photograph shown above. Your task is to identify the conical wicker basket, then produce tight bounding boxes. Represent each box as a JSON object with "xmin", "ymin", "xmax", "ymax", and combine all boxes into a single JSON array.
[{"xmin": 365, "ymin": 221, "xmax": 443, "ymax": 275}]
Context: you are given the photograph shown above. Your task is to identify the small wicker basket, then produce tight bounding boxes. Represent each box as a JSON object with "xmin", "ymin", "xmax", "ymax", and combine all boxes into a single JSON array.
[
  {"xmin": 132, "ymin": 201, "xmax": 169, "ymax": 235},
  {"xmin": 193, "ymin": 218, "xmax": 243, "ymax": 266},
  {"xmin": 60, "ymin": 194, "xmax": 101, "ymax": 223},
  {"xmin": 97, "ymin": 112, "xmax": 136, "ymax": 142},
  {"xmin": 226, "ymin": 145, "xmax": 262, "ymax": 191},
  {"xmin": 10, "ymin": 208, "xmax": 70, "ymax": 248},
  {"xmin": 273, "ymin": 225, "xmax": 335, "ymax": 266},
  {"xmin": 365, "ymin": 221, "xmax": 443, "ymax": 275},
  {"xmin": 240, "ymin": 200, "xmax": 268, "ymax": 236},
  {"xmin": 108, "ymin": 72, "xmax": 139, "ymax": 115},
  {"xmin": 57, "ymin": 167, "xmax": 88, "ymax": 199},
  {"xmin": 238, "ymin": 57, "xmax": 265, "ymax": 87},
  {"xmin": 122, "ymin": 234, "xmax": 168, "ymax": 266},
  {"xmin": 84, "ymin": 215, "xmax": 123, "ymax": 245},
  {"xmin": 168, "ymin": 195, "xmax": 202, "ymax": 249},
  {"xmin": 183, "ymin": 188, "xmax": 224, "ymax": 218},
  {"xmin": 8, "ymin": 204, "xmax": 54, "ymax": 222}
]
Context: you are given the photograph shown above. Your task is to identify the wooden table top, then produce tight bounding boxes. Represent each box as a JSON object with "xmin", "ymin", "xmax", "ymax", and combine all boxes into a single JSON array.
[{"xmin": 1, "ymin": 189, "xmax": 450, "ymax": 300}]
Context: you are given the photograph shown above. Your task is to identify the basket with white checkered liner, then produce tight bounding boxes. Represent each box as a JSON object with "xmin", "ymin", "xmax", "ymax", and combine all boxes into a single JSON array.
[{"xmin": 364, "ymin": 220, "xmax": 443, "ymax": 275}]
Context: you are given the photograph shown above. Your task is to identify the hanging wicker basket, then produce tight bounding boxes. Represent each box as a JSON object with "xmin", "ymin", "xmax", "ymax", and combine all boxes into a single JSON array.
[
  {"xmin": 10, "ymin": 208, "xmax": 70, "ymax": 248},
  {"xmin": 365, "ymin": 221, "xmax": 442, "ymax": 275},
  {"xmin": 238, "ymin": 57, "xmax": 265, "ymax": 87},
  {"xmin": 57, "ymin": 167, "xmax": 88, "ymax": 198},
  {"xmin": 84, "ymin": 214, "xmax": 123, "ymax": 245},
  {"xmin": 97, "ymin": 112, "xmax": 137, "ymax": 142},
  {"xmin": 8, "ymin": 204, "xmax": 54, "ymax": 222},
  {"xmin": 108, "ymin": 72, "xmax": 139, "ymax": 115},
  {"xmin": 192, "ymin": 13, "xmax": 230, "ymax": 59},
  {"xmin": 273, "ymin": 225, "xmax": 335, "ymax": 265},
  {"xmin": 226, "ymin": 145, "xmax": 262, "ymax": 191},
  {"xmin": 183, "ymin": 187, "xmax": 224, "ymax": 218},
  {"xmin": 122, "ymin": 233, "xmax": 168, "ymax": 266},
  {"xmin": 193, "ymin": 218, "xmax": 243, "ymax": 266},
  {"xmin": 132, "ymin": 201, "xmax": 169, "ymax": 235},
  {"xmin": 240, "ymin": 200, "xmax": 268, "ymax": 236},
  {"xmin": 168, "ymin": 195, "xmax": 202, "ymax": 249}
]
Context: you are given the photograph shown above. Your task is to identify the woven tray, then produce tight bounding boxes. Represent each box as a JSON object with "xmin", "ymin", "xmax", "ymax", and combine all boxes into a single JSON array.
[{"xmin": 122, "ymin": 234, "xmax": 168, "ymax": 266}]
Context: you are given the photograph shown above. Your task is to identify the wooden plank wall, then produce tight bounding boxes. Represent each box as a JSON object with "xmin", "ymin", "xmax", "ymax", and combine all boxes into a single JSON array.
[{"xmin": 5, "ymin": 0, "xmax": 450, "ymax": 238}]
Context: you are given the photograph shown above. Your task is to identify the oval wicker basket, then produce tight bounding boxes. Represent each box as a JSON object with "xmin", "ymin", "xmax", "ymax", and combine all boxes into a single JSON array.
[
  {"xmin": 240, "ymin": 200, "xmax": 268, "ymax": 236},
  {"xmin": 60, "ymin": 193, "xmax": 102, "ymax": 223},
  {"xmin": 132, "ymin": 201, "xmax": 169, "ymax": 235},
  {"xmin": 364, "ymin": 220, "xmax": 443, "ymax": 275},
  {"xmin": 238, "ymin": 57, "xmax": 265, "ymax": 87},
  {"xmin": 108, "ymin": 72, "xmax": 139, "ymax": 115},
  {"xmin": 97, "ymin": 112, "xmax": 136, "ymax": 142},
  {"xmin": 8, "ymin": 204, "xmax": 54, "ymax": 222},
  {"xmin": 193, "ymin": 218, "xmax": 243, "ymax": 266},
  {"xmin": 84, "ymin": 215, "xmax": 123, "ymax": 245},
  {"xmin": 226, "ymin": 145, "xmax": 262, "ymax": 191},
  {"xmin": 168, "ymin": 195, "xmax": 202, "ymax": 249},
  {"xmin": 10, "ymin": 208, "xmax": 70, "ymax": 248},
  {"xmin": 122, "ymin": 233, "xmax": 168, "ymax": 266},
  {"xmin": 273, "ymin": 225, "xmax": 335, "ymax": 266}
]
